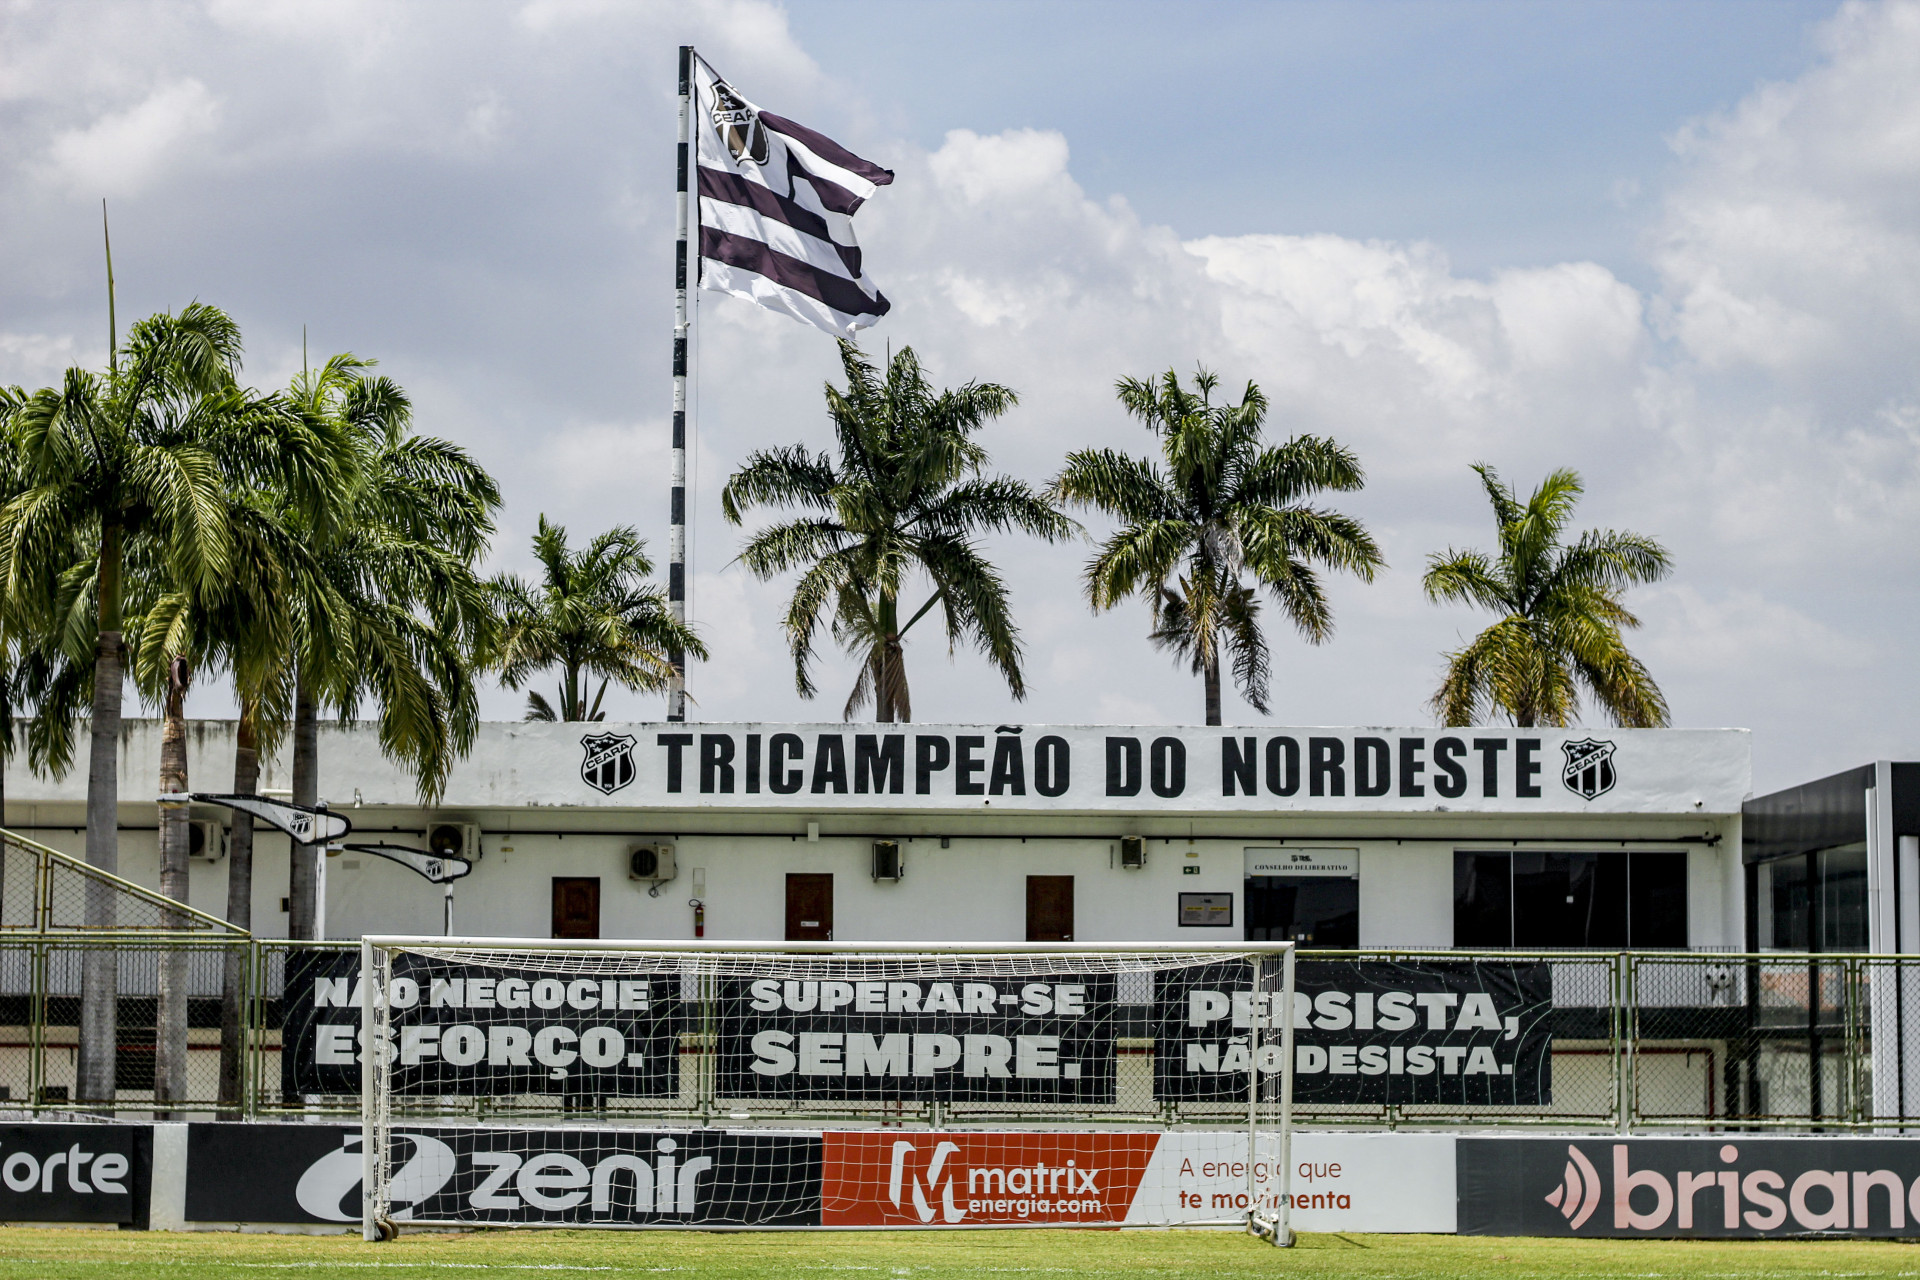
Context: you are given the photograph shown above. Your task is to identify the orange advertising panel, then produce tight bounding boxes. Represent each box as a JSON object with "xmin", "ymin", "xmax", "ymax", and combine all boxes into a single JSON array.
[{"xmin": 822, "ymin": 1131, "xmax": 1160, "ymax": 1226}]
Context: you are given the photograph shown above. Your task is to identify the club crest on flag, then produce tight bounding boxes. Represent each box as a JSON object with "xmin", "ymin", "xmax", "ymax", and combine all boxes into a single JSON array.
[
  {"xmin": 1560, "ymin": 738, "xmax": 1617, "ymax": 801},
  {"xmin": 580, "ymin": 732, "xmax": 637, "ymax": 795},
  {"xmin": 709, "ymin": 82, "xmax": 768, "ymax": 166}
]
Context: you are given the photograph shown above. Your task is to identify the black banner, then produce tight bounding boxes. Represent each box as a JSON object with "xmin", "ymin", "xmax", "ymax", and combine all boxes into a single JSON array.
[
  {"xmin": 1156, "ymin": 958, "xmax": 1554, "ymax": 1105},
  {"xmin": 185, "ymin": 1123, "xmax": 820, "ymax": 1226},
  {"xmin": 717, "ymin": 974, "xmax": 1118, "ymax": 1103},
  {"xmin": 281, "ymin": 952, "xmax": 683, "ymax": 1097},
  {"xmin": 1459, "ymin": 1137, "xmax": 1920, "ymax": 1237},
  {"xmin": 0, "ymin": 1123, "xmax": 146, "ymax": 1224}
]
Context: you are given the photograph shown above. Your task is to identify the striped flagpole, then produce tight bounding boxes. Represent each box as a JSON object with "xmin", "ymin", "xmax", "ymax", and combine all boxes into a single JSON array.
[{"xmin": 668, "ymin": 44, "xmax": 692, "ymax": 722}]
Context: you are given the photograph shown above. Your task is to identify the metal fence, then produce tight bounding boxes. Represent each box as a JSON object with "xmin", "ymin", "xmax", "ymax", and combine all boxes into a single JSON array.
[{"xmin": 8, "ymin": 936, "xmax": 1920, "ymax": 1130}]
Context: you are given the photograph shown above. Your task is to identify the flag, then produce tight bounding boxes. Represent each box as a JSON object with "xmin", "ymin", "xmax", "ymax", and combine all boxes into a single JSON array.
[{"xmin": 692, "ymin": 56, "xmax": 893, "ymax": 337}]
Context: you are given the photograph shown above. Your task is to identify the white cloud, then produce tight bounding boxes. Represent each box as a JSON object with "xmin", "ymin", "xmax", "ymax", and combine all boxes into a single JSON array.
[
  {"xmin": 1, "ymin": 0, "xmax": 1918, "ymax": 789},
  {"xmin": 45, "ymin": 77, "xmax": 220, "ymax": 196},
  {"xmin": 0, "ymin": 331, "xmax": 80, "ymax": 386},
  {"xmin": 1655, "ymin": 0, "xmax": 1920, "ymax": 380}
]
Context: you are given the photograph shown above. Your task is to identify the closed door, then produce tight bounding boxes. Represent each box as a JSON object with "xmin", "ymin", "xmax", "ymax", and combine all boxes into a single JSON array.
[
  {"xmin": 1026, "ymin": 875, "xmax": 1074, "ymax": 942},
  {"xmin": 552, "ymin": 877, "xmax": 601, "ymax": 939},
  {"xmin": 786, "ymin": 873, "xmax": 833, "ymax": 941}
]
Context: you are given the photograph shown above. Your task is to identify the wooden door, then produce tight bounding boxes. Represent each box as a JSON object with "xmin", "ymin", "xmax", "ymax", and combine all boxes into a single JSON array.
[
  {"xmin": 786, "ymin": 873, "xmax": 833, "ymax": 942},
  {"xmin": 551, "ymin": 877, "xmax": 601, "ymax": 939},
  {"xmin": 1026, "ymin": 875, "xmax": 1074, "ymax": 942}
]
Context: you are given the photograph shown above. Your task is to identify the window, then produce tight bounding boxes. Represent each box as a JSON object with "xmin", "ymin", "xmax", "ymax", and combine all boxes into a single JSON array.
[
  {"xmin": 1453, "ymin": 850, "xmax": 1687, "ymax": 948},
  {"xmin": 1245, "ymin": 876, "xmax": 1358, "ymax": 947},
  {"xmin": 1756, "ymin": 842, "xmax": 1867, "ymax": 952}
]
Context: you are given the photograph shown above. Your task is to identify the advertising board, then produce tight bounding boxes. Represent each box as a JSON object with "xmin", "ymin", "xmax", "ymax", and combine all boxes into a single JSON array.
[
  {"xmin": 1459, "ymin": 1137, "xmax": 1920, "ymax": 1238},
  {"xmin": 184, "ymin": 1123, "xmax": 819, "ymax": 1226},
  {"xmin": 0, "ymin": 1123, "xmax": 147, "ymax": 1224}
]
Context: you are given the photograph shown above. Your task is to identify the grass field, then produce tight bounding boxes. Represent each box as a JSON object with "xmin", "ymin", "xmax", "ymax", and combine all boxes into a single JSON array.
[{"xmin": 2, "ymin": 1228, "xmax": 1918, "ymax": 1279}]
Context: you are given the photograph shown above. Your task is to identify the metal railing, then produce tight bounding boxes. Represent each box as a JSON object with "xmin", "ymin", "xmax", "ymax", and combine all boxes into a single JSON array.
[{"xmin": 2, "ymin": 833, "xmax": 1917, "ymax": 1131}]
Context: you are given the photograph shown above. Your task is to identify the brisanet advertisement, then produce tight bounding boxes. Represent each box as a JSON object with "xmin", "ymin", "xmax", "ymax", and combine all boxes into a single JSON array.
[{"xmin": 1459, "ymin": 1138, "xmax": 1920, "ymax": 1238}]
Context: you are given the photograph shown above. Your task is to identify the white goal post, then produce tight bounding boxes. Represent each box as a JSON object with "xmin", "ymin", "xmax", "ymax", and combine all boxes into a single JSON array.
[{"xmin": 356, "ymin": 937, "xmax": 1295, "ymax": 1242}]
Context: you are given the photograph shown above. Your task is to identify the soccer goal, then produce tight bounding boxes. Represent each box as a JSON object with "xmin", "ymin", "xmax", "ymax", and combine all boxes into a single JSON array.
[{"xmin": 355, "ymin": 938, "xmax": 1295, "ymax": 1242}]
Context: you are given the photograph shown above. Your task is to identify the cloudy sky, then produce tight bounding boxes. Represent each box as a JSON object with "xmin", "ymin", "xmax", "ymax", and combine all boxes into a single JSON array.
[{"xmin": 2, "ymin": 0, "xmax": 1915, "ymax": 793}]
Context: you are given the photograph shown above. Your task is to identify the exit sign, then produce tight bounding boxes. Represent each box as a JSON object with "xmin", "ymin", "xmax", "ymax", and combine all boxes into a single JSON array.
[{"xmin": 1182, "ymin": 865, "xmax": 1200, "ymax": 875}]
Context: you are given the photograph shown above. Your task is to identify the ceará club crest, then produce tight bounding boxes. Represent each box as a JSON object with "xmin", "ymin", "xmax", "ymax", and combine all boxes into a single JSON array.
[
  {"xmin": 709, "ymin": 83, "xmax": 768, "ymax": 166},
  {"xmin": 580, "ymin": 732, "xmax": 637, "ymax": 795},
  {"xmin": 1560, "ymin": 738, "xmax": 1617, "ymax": 801}
]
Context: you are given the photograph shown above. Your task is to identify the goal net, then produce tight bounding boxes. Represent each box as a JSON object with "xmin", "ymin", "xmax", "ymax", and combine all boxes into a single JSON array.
[{"xmin": 355, "ymin": 939, "xmax": 1294, "ymax": 1240}]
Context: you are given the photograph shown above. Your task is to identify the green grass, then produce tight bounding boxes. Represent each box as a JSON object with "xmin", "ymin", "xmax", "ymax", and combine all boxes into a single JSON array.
[{"xmin": 2, "ymin": 1228, "xmax": 1919, "ymax": 1279}]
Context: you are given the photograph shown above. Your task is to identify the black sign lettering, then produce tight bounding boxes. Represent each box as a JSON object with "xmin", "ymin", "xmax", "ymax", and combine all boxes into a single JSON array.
[
  {"xmin": 1106, "ymin": 737, "xmax": 1141, "ymax": 797},
  {"xmin": 1309, "ymin": 737, "xmax": 1346, "ymax": 796},
  {"xmin": 915, "ymin": 735, "xmax": 951, "ymax": 794},
  {"xmin": 1398, "ymin": 737, "xmax": 1427, "ymax": 797},
  {"xmin": 854, "ymin": 734, "xmax": 904, "ymax": 795},
  {"xmin": 1473, "ymin": 738, "xmax": 1508, "ymax": 796}
]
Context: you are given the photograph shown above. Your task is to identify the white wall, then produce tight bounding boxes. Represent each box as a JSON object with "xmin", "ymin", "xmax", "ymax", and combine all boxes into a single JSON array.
[{"xmin": 1358, "ymin": 844, "xmax": 1454, "ymax": 948}]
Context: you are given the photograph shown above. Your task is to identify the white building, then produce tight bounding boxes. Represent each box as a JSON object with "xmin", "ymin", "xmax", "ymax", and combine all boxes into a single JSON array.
[{"xmin": 5, "ymin": 719, "xmax": 1750, "ymax": 949}]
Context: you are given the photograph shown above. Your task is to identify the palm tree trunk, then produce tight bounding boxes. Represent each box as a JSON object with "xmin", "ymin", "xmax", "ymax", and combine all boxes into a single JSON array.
[
  {"xmin": 153, "ymin": 659, "xmax": 191, "ymax": 1116},
  {"xmin": 77, "ymin": 523, "xmax": 123, "ymax": 1105},
  {"xmin": 217, "ymin": 702, "xmax": 258, "ymax": 1117},
  {"xmin": 1203, "ymin": 652, "xmax": 1223, "ymax": 727},
  {"xmin": 289, "ymin": 672, "xmax": 318, "ymax": 940},
  {"xmin": 876, "ymin": 593, "xmax": 905, "ymax": 724}
]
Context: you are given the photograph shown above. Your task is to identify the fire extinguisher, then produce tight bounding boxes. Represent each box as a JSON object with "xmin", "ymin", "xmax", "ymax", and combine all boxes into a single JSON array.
[{"xmin": 689, "ymin": 897, "xmax": 705, "ymax": 938}]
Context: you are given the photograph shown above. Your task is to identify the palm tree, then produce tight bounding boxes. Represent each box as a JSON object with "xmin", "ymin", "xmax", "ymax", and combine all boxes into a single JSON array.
[
  {"xmin": 491, "ymin": 516, "xmax": 704, "ymax": 721},
  {"xmin": 722, "ymin": 342, "xmax": 1072, "ymax": 722},
  {"xmin": 1423, "ymin": 464, "xmax": 1672, "ymax": 728},
  {"xmin": 127, "ymin": 495, "xmax": 317, "ymax": 1113},
  {"xmin": 277, "ymin": 354, "xmax": 499, "ymax": 940},
  {"xmin": 1053, "ymin": 368, "xmax": 1383, "ymax": 726},
  {"xmin": 0, "ymin": 304, "xmax": 335, "ymax": 1102}
]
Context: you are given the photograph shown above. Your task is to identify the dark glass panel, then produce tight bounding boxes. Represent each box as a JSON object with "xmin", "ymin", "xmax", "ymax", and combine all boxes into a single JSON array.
[
  {"xmin": 1764, "ymin": 856, "xmax": 1811, "ymax": 951},
  {"xmin": 1817, "ymin": 844, "xmax": 1869, "ymax": 952},
  {"xmin": 1245, "ymin": 876, "xmax": 1358, "ymax": 947},
  {"xmin": 1453, "ymin": 852, "xmax": 1511, "ymax": 948},
  {"xmin": 1512, "ymin": 852, "xmax": 1629, "ymax": 948},
  {"xmin": 1628, "ymin": 852, "xmax": 1688, "ymax": 947}
]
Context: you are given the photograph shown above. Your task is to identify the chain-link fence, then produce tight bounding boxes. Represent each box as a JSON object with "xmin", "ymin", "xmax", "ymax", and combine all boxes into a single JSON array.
[{"xmin": 9, "ymin": 895, "xmax": 1920, "ymax": 1130}]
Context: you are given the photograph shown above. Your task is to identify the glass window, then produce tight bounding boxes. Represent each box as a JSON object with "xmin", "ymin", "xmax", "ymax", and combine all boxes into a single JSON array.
[
  {"xmin": 1246, "ymin": 876, "xmax": 1357, "ymax": 947},
  {"xmin": 1819, "ymin": 844, "xmax": 1868, "ymax": 951},
  {"xmin": 1628, "ymin": 853, "xmax": 1688, "ymax": 947},
  {"xmin": 1512, "ymin": 851, "xmax": 1629, "ymax": 948},
  {"xmin": 1759, "ymin": 855, "xmax": 1811, "ymax": 951},
  {"xmin": 1757, "ymin": 843, "xmax": 1867, "ymax": 952},
  {"xmin": 1454, "ymin": 850, "xmax": 1688, "ymax": 948},
  {"xmin": 1453, "ymin": 853, "xmax": 1512, "ymax": 948}
]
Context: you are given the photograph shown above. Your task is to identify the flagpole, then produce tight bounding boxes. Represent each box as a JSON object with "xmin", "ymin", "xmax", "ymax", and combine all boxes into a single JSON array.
[{"xmin": 667, "ymin": 43, "xmax": 693, "ymax": 722}]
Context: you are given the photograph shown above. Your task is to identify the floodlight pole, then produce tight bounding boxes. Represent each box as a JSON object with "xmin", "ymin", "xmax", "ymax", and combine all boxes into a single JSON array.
[{"xmin": 667, "ymin": 43, "xmax": 694, "ymax": 721}]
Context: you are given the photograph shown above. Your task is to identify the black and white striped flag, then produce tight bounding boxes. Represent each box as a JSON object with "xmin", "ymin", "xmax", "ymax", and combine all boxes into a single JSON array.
[{"xmin": 693, "ymin": 57, "xmax": 893, "ymax": 337}]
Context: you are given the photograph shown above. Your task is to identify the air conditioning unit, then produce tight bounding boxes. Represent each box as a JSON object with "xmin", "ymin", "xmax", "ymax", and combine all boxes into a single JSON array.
[
  {"xmin": 1118, "ymin": 835, "xmax": 1146, "ymax": 869},
  {"xmin": 188, "ymin": 820, "xmax": 227, "ymax": 862},
  {"xmin": 629, "ymin": 843, "xmax": 677, "ymax": 883},
  {"xmin": 871, "ymin": 840, "xmax": 903, "ymax": 881},
  {"xmin": 426, "ymin": 819, "xmax": 481, "ymax": 862}
]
